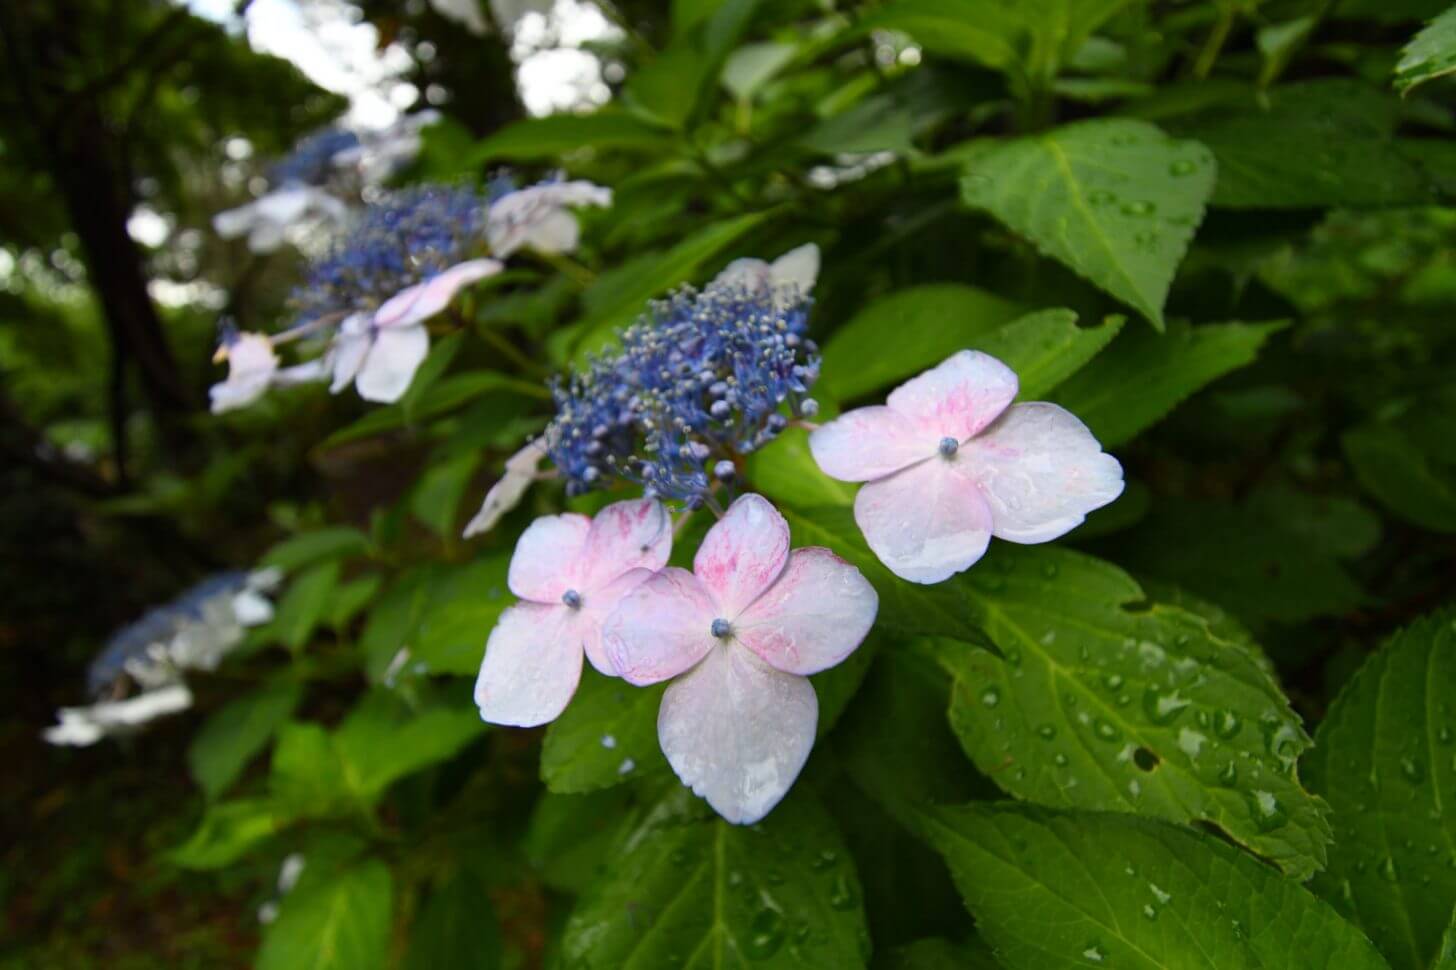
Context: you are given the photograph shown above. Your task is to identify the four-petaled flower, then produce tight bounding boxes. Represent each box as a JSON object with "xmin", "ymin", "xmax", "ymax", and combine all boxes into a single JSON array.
[
  {"xmin": 810, "ymin": 350, "xmax": 1123, "ymax": 584},
  {"xmin": 603, "ymin": 493, "xmax": 877, "ymax": 824},
  {"xmin": 330, "ymin": 258, "xmax": 502, "ymax": 403},
  {"xmin": 475, "ymin": 498, "xmax": 673, "ymax": 726},
  {"xmin": 486, "ymin": 179, "xmax": 612, "ymax": 258}
]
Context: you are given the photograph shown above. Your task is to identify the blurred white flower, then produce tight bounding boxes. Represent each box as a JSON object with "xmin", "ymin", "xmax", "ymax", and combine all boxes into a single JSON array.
[
  {"xmin": 486, "ymin": 179, "xmax": 611, "ymax": 258},
  {"xmin": 710, "ymin": 243, "xmax": 820, "ymax": 308},
  {"xmin": 430, "ymin": 0, "xmax": 489, "ymax": 34},
  {"xmin": 333, "ymin": 110, "xmax": 441, "ymax": 185},
  {"xmin": 43, "ymin": 685, "xmax": 194, "ymax": 747},
  {"xmin": 209, "ymin": 332, "xmax": 279, "ymax": 414},
  {"xmin": 213, "ymin": 185, "xmax": 350, "ymax": 254}
]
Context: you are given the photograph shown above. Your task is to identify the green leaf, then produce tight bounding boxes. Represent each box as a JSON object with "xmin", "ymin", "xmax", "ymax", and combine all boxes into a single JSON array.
[
  {"xmin": 722, "ymin": 41, "xmax": 797, "ymax": 100},
  {"xmin": 403, "ymin": 871, "xmax": 501, "ymax": 970},
  {"xmin": 1164, "ymin": 79, "xmax": 1432, "ymax": 208},
  {"xmin": 541, "ymin": 667, "xmax": 670, "ymax": 794},
  {"xmin": 188, "ymin": 679, "xmax": 303, "ymax": 800},
  {"xmin": 330, "ymin": 575, "xmax": 383, "ymax": 631},
  {"xmin": 880, "ymin": 937, "xmax": 1005, "ymax": 969},
  {"xmin": 399, "ymin": 331, "xmax": 464, "ymax": 421},
  {"xmin": 961, "ymin": 119, "xmax": 1216, "ymax": 329},
  {"xmin": 257, "ymin": 859, "xmax": 393, "ymax": 970},
  {"xmin": 559, "ymin": 785, "xmax": 870, "ymax": 969},
  {"xmin": 1305, "ymin": 608, "xmax": 1456, "ymax": 970},
  {"xmin": 1395, "ymin": 5, "xmax": 1456, "ymax": 95},
  {"xmin": 411, "ymin": 554, "xmax": 513, "ymax": 675},
  {"xmin": 819, "ymin": 284, "xmax": 1026, "ymax": 401},
  {"xmin": 273, "ymin": 561, "xmax": 341, "ymax": 651},
  {"xmin": 171, "ymin": 798, "xmax": 288, "ymax": 870},
  {"xmin": 1114, "ymin": 496, "xmax": 1368, "ymax": 628},
  {"xmin": 271, "ymin": 722, "xmax": 354, "ymax": 818},
  {"xmin": 261, "ymin": 528, "xmax": 370, "ymax": 572},
  {"xmin": 918, "ymin": 804, "xmax": 1387, "ymax": 970},
  {"xmin": 932, "ymin": 543, "xmax": 1332, "ymax": 879},
  {"xmin": 525, "ymin": 787, "xmax": 636, "ymax": 894},
  {"xmin": 973, "ymin": 309, "xmax": 1123, "ymax": 400},
  {"xmin": 468, "ymin": 112, "xmax": 673, "ymax": 163},
  {"xmin": 1050, "ymin": 320, "xmax": 1286, "ymax": 447},
  {"xmin": 320, "ymin": 371, "xmax": 546, "ymax": 449},
  {"xmin": 747, "ymin": 427, "xmax": 856, "ymax": 509},
  {"xmin": 334, "ymin": 690, "xmax": 485, "ymax": 799},
  {"xmin": 409, "ymin": 450, "xmax": 481, "ymax": 538},
  {"xmin": 782, "ymin": 505, "xmax": 976, "ymax": 641},
  {"xmin": 572, "ymin": 212, "xmax": 770, "ymax": 360},
  {"xmin": 1344, "ymin": 419, "xmax": 1456, "ymax": 533}
]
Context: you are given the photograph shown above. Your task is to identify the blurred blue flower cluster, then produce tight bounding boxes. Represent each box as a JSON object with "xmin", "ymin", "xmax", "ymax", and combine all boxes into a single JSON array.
[
  {"xmin": 290, "ymin": 184, "xmax": 489, "ymax": 324},
  {"xmin": 545, "ymin": 282, "xmax": 819, "ymax": 506},
  {"xmin": 266, "ymin": 128, "xmax": 361, "ymax": 187}
]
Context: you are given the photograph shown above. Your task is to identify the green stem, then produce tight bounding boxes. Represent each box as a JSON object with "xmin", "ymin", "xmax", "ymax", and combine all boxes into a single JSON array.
[
  {"xmin": 1192, "ymin": 7, "xmax": 1235, "ymax": 80},
  {"xmin": 478, "ymin": 326, "xmax": 547, "ymax": 378}
]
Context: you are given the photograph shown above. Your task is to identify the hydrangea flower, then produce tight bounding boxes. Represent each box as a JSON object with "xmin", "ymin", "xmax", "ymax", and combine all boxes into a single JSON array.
[
  {"xmin": 710, "ymin": 242, "xmax": 820, "ymax": 308},
  {"xmin": 287, "ymin": 185, "xmax": 503, "ymax": 403},
  {"xmin": 809, "ymin": 350, "xmax": 1124, "ymax": 584},
  {"xmin": 603, "ymin": 494, "xmax": 877, "ymax": 824},
  {"xmin": 46, "ymin": 570, "xmax": 279, "ymax": 746},
  {"xmin": 543, "ymin": 250, "xmax": 821, "ymax": 505},
  {"xmin": 209, "ymin": 331, "xmax": 332, "ymax": 414},
  {"xmin": 475, "ymin": 498, "xmax": 672, "ymax": 726},
  {"xmin": 486, "ymin": 178, "xmax": 612, "ymax": 258},
  {"xmin": 213, "ymin": 185, "xmax": 349, "ymax": 254},
  {"xmin": 328, "ymin": 258, "xmax": 502, "ymax": 402},
  {"xmin": 333, "ymin": 111, "xmax": 440, "ymax": 185},
  {"xmin": 266, "ymin": 128, "xmax": 362, "ymax": 187}
]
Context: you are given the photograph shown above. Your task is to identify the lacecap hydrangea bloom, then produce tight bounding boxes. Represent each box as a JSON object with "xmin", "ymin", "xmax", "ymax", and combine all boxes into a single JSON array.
[
  {"xmin": 213, "ymin": 127, "xmax": 359, "ymax": 254},
  {"xmin": 45, "ymin": 570, "xmax": 279, "ymax": 746},
  {"xmin": 603, "ymin": 494, "xmax": 877, "ymax": 824},
  {"xmin": 474, "ymin": 498, "xmax": 672, "ymax": 726},
  {"xmin": 291, "ymin": 184, "xmax": 504, "ymax": 403},
  {"xmin": 541, "ymin": 245, "xmax": 821, "ymax": 507},
  {"xmin": 209, "ymin": 330, "xmax": 330, "ymax": 414},
  {"xmin": 810, "ymin": 350, "xmax": 1123, "ymax": 583}
]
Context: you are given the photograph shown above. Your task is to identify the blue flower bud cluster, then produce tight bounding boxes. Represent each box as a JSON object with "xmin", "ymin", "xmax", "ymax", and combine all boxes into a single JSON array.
[
  {"xmin": 290, "ymin": 184, "xmax": 489, "ymax": 324},
  {"xmin": 544, "ymin": 282, "xmax": 820, "ymax": 505},
  {"xmin": 267, "ymin": 128, "xmax": 361, "ymax": 187}
]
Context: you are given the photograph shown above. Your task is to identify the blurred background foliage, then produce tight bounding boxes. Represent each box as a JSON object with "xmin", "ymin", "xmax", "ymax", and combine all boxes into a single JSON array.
[{"xmin": 3, "ymin": 0, "xmax": 1456, "ymax": 967}]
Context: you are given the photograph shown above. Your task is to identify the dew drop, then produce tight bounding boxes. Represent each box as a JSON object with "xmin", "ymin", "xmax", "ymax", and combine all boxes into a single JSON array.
[
  {"xmin": 1038, "ymin": 723, "xmax": 1058, "ymax": 740},
  {"xmin": 1094, "ymin": 720, "xmax": 1122, "ymax": 742},
  {"xmin": 1170, "ymin": 159, "xmax": 1197, "ymax": 176},
  {"xmin": 1401, "ymin": 756, "xmax": 1426, "ymax": 785},
  {"xmin": 981, "ymin": 686, "xmax": 1001, "ymax": 708},
  {"xmin": 1122, "ymin": 200, "xmax": 1156, "ymax": 216},
  {"xmin": 1213, "ymin": 709, "xmax": 1242, "ymax": 740},
  {"xmin": 747, "ymin": 908, "xmax": 785, "ymax": 959},
  {"xmin": 829, "ymin": 875, "xmax": 858, "ymax": 911}
]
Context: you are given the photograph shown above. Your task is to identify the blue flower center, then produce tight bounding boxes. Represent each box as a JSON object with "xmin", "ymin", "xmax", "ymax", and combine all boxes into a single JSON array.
[
  {"xmin": 710, "ymin": 618, "xmax": 733, "ymax": 639},
  {"xmin": 562, "ymin": 589, "xmax": 582, "ymax": 609},
  {"xmin": 938, "ymin": 437, "xmax": 959, "ymax": 458}
]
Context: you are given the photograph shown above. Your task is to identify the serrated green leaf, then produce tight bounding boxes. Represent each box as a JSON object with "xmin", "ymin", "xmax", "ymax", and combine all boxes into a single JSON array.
[
  {"xmin": 1165, "ymin": 79, "xmax": 1432, "ymax": 208},
  {"xmin": 171, "ymin": 798, "xmax": 288, "ymax": 870},
  {"xmin": 541, "ymin": 667, "xmax": 670, "ymax": 794},
  {"xmin": 559, "ymin": 785, "xmax": 870, "ymax": 969},
  {"xmin": 819, "ymin": 284, "xmax": 1026, "ymax": 401},
  {"xmin": 1050, "ymin": 320, "xmax": 1285, "ymax": 447},
  {"xmin": 933, "ymin": 543, "xmax": 1332, "ymax": 879},
  {"xmin": 918, "ymin": 804, "xmax": 1387, "ymax": 969},
  {"xmin": 261, "ymin": 528, "xmax": 370, "ymax": 572},
  {"xmin": 188, "ymin": 678, "xmax": 303, "ymax": 800},
  {"xmin": 1396, "ymin": 5, "xmax": 1456, "ymax": 94},
  {"xmin": 468, "ymin": 112, "xmax": 673, "ymax": 163},
  {"xmin": 257, "ymin": 859, "xmax": 392, "ymax": 970},
  {"xmin": 271, "ymin": 722, "xmax": 354, "ymax": 818},
  {"xmin": 961, "ymin": 119, "xmax": 1216, "ymax": 328},
  {"xmin": 1306, "ymin": 608, "xmax": 1456, "ymax": 970},
  {"xmin": 973, "ymin": 309, "xmax": 1123, "ymax": 400}
]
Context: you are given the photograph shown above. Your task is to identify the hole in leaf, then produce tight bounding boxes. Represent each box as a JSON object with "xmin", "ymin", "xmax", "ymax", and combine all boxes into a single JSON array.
[{"xmin": 1133, "ymin": 747, "xmax": 1160, "ymax": 772}]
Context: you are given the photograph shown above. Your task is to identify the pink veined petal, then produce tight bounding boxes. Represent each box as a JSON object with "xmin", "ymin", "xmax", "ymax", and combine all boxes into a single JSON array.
[
  {"xmin": 329, "ymin": 314, "xmax": 372, "ymax": 393},
  {"xmin": 508, "ymin": 512, "xmax": 592, "ymax": 602},
  {"xmin": 808, "ymin": 406, "xmax": 931, "ymax": 482},
  {"xmin": 473, "ymin": 603, "xmax": 584, "ymax": 727},
  {"xmin": 965, "ymin": 401, "xmax": 1125, "ymax": 544},
  {"xmin": 657, "ymin": 645, "xmax": 818, "ymax": 825},
  {"xmin": 373, "ymin": 259, "xmax": 503, "ymax": 329},
  {"xmin": 693, "ymin": 493, "xmax": 790, "ymax": 617},
  {"xmin": 577, "ymin": 568, "xmax": 655, "ymax": 676},
  {"xmin": 523, "ymin": 209, "xmax": 580, "ymax": 254},
  {"xmin": 854, "ymin": 455, "xmax": 993, "ymax": 584},
  {"xmin": 886, "ymin": 349, "xmax": 1019, "ymax": 442},
  {"xmin": 734, "ymin": 548, "xmax": 878, "ymax": 675},
  {"xmin": 602, "ymin": 568, "xmax": 717, "ymax": 686},
  {"xmin": 578, "ymin": 498, "xmax": 673, "ymax": 590}
]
